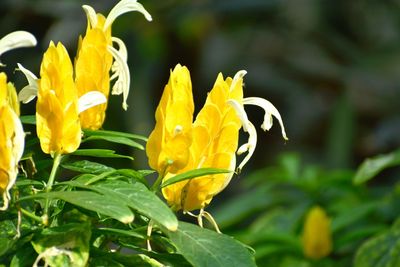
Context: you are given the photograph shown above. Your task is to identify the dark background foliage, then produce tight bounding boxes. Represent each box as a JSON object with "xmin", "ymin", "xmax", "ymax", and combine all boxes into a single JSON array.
[{"xmin": 1, "ymin": 0, "xmax": 400, "ymax": 200}]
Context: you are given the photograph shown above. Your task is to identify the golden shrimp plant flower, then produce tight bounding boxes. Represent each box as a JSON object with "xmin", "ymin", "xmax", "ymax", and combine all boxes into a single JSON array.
[
  {"xmin": 147, "ymin": 64, "xmax": 288, "ymax": 212},
  {"xmin": 78, "ymin": 0, "xmax": 152, "ymax": 129},
  {"xmin": 146, "ymin": 64, "xmax": 194, "ymax": 175},
  {"xmin": 18, "ymin": 0, "xmax": 152, "ymax": 130},
  {"xmin": 0, "ymin": 73, "xmax": 24, "ymax": 210},
  {"xmin": 302, "ymin": 206, "xmax": 332, "ymax": 259},
  {"xmin": 36, "ymin": 42, "xmax": 107, "ymax": 155}
]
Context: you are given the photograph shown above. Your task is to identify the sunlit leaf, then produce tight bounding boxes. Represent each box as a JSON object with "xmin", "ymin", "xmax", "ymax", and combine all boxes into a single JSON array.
[
  {"xmin": 167, "ymin": 222, "xmax": 256, "ymax": 267},
  {"xmin": 61, "ymin": 160, "xmax": 115, "ymax": 174},
  {"xmin": 19, "ymin": 191, "xmax": 134, "ymax": 224},
  {"xmin": 31, "ymin": 223, "xmax": 91, "ymax": 267},
  {"xmin": 19, "ymin": 115, "xmax": 36, "ymax": 125}
]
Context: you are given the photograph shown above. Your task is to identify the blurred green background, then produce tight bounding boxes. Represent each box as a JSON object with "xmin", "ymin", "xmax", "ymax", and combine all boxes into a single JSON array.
[{"xmin": 1, "ymin": 0, "xmax": 400, "ymax": 265}]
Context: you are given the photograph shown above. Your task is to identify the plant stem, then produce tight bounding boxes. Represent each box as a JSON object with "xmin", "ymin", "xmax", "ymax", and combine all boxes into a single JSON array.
[
  {"xmin": 20, "ymin": 207, "xmax": 43, "ymax": 223},
  {"xmin": 43, "ymin": 153, "xmax": 62, "ymax": 222},
  {"xmin": 151, "ymin": 173, "xmax": 163, "ymax": 192}
]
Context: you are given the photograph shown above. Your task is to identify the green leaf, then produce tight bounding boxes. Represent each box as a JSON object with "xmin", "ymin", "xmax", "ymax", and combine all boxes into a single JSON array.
[
  {"xmin": 84, "ymin": 129, "xmax": 147, "ymax": 141},
  {"xmin": 71, "ymin": 149, "xmax": 133, "ymax": 160},
  {"xmin": 161, "ymin": 168, "xmax": 231, "ymax": 188},
  {"xmin": 61, "ymin": 160, "xmax": 115, "ymax": 174},
  {"xmin": 31, "ymin": 223, "xmax": 91, "ymax": 267},
  {"xmin": 83, "ymin": 135, "xmax": 144, "ymax": 150},
  {"xmin": 331, "ymin": 202, "xmax": 380, "ymax": 232},
  {"xmin": 354, "ymin": 219, "xmax": 400, "ymax": 267},
  {"xmin": 66, "ymin": 180, "xmax": 177, "ymax": 231},
  {"xmin": 19, "ymin": 115, "xmax": 36, "ymax": 125},
  {"xmin": 19, "ymin": 191, "xmax": 134, "ymax": 224},
  {"xmin": 167, "ymin": 222, "xmax": 256, "ymax": 267},
  {"xmin": 354, "ymin": 149, "xmax": 400, "ymax": 184}
]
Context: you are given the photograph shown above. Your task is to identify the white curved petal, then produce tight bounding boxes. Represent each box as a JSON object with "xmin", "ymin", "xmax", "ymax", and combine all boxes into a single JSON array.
[
  {"xmin": 229, "ymin": 70, "xmax": 247, "ymax": 92},
  {"xmin": 112, "ymin": 37, "xmax": 128, "ymax": 61},
  {"xmin": 82, "ymin": 5, "xmax": 98, "ymax": 28},
  {"xmin": 78, "ymin": 91, "xmax": 107, "ymax": 114},
  {"xmin": 17, "ymin": 63, "xmax": 39, "ymax": 103},
  {"xmin": 243, "ymin": 97, "xmax": 288, "ymax": 140},
  {"xmin": 104, "ymin": 0, "xmax": 152, "ymax": 31},
  {"xmin": 0, "ymin": 31, "xmax": 37, "ymax": 62},
  {"xmin": 107, "ymin": 45, "xmax": 130, "ymax": 110},
  {"xmin": 227, "ymin": 99, "xmax": 258, "ymax": 172}
]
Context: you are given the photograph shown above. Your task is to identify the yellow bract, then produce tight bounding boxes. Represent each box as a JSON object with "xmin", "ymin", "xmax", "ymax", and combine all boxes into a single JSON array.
[
  {"xmin": 302, "ymin": 206, "xmax": 332, "ymax": 259},
  {"xmin": 162, "ymin": 73, "xmax": 244, "ymax": 211},
  {"xmin": 36, "ymin": 42, "xmax": 81, "ymax": 155},
  {"xmin": 0, "ymin": 73, "xmax": 24, "ymax": 210},
  {"xmin": 75, "ymin": 15, "xmax": 113, "ymax": 130},
  {"xmin": 146, "ymin": 64, "xmax": 194, "ymax": 175}
]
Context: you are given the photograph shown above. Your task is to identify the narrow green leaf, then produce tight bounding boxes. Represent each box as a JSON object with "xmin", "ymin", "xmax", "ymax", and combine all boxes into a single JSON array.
[
  {"xmin": 19, "ymin": 115, "xmax": 36, "ymax": 125},
  {"xmin": 354, "ymin": 219, "xmax": 400, "ymax": 267},
  {"xmin": 161, "ymin": 168, "xmax": 232, "ymax": 188},
  {"xmin": 84, "ymin": 129, "xmax": 147, "ymax": 141},
  {"xmin": 354, "ymin": 149, "xmax": 400, "ymax": 184},
  {"xmin": 167, "ymin": 222, "xmax": 256, "ymax": 267},
  {"xmin": 83, "ymin": 135, "xmax": 144, "ymax": 150},
  {"xmin": 72, "ymin": 149, "xmax": 133, "ymax": 160},
  {"xmin": 61, "ymin": 160, "xmax": 115, "ymax": 174},
  {"xmin": 19, "ymin": 191, "xmax": 134, "ymax": 224}
]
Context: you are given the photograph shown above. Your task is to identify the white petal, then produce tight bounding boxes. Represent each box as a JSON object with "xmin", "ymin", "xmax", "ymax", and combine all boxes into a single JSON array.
[
  {"xmin": 17, "ymin": 63, "xmax": 39, "ymax": 103},
  {"xmin": 227, "ymin": 99, "xmax": 258, "ymax": 172},
  {"xmin": 0, "ymin": 31, "xmax": 37, "ymax": 62},
  {"xmin": 107, "ymin": 45, "xmax": 130, "ymax": 110},
  {"xmin": 229, "ymin": 70, "xmax": 247, "ymax": 92},
  {"xmin": 78, "ymin": 91, "xmax": 107, "ymax": 114},
  {"xmin": 104, "ymin": 0, "xmax": 152, "ymax": 31},
  {"xmin": 112, "ymin": 37, "xmax": 128, "ymax": 61},
  {"xmin": 243, "ymin": 97, "xmax": 288, "ymax": 140},
  {"xmin": 82, "ymin": 5, "xmax": 98, "ymax": 28}
]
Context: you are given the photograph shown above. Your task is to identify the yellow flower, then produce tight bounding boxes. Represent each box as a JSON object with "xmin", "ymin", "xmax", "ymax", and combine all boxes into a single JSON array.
[
  {"xmin": 146, "ymin": 64, "xmax": 194, "ymax": 175},
  {"xmin": 75, "ymin": 14, "xmax": 113, "ymax": 130},
  {"xmin": 302, "ymin": 206, "xmax": 332, "ymax": 259},
  {"xmin": 152, "ymin": 67, "xmax": 287, "ymax": 212},
  {"xmin": 78, "ymin": 0, "xmax": 152, "ymax": 125},
  {"xmin": 36, "ymin": 42, "xmax": 81, "ymax": 155},
  {"xmin": 0, "ymin": 73, "xmax": 24, "ymax": 210},
  {"xmin": 162, "ymin": 72, "xmax": 243, "ymax": 211}
]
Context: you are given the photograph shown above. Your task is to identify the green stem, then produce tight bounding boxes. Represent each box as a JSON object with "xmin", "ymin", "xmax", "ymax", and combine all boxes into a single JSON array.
[
  {"xmin": 20, "ymin": 207, "xmax": 43, "ymax": 223},
  {"xmin": 151, "ymin": 173, "xmax": 163, "ymax": 192},
  {"xmin": 43, "ymin": 153, "xmax": 62, "ymax": 221}
]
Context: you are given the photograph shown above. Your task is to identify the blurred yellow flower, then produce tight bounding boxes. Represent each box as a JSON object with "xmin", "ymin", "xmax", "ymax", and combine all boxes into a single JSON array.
[
  {"xmin": 302, "ymin": 206, "xmax": 332, "ymax": 260},
  {"xmin": 146, "ymin": 64, "xmax": 194, "ymax": 175},
  {"xmin": 0, "ymin": 73, "xmax": 24, "ymax": 210},
  {"xmin": 36, "ymin": 42, "xmax": 81, "ymax": 155}
]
